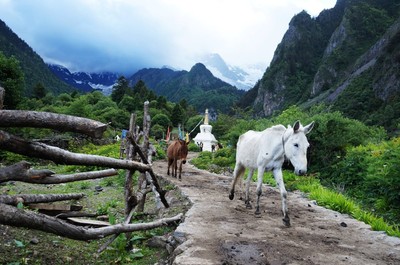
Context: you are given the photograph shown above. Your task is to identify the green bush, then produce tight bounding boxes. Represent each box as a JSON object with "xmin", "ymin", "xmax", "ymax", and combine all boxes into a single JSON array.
[
  {"xmin": 191, "ymin": 151, "xmax": 213, "ymax": 170},
  {"xmin": 188, "ymin": 142, "xmax": 200, "ymax": 152},
  {"xmin": 331, "ymin": 137, "xmax": 400, "ymax": 222}
]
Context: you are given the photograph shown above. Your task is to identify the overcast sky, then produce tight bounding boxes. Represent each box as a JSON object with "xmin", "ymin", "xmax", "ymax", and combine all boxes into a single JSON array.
[{"xmin": 0, "ymin": 0, "xmax": 336, "ymax": 75}]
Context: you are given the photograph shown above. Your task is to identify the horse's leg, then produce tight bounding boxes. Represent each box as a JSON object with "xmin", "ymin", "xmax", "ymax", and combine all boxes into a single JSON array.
[
  {"xmin": 229, "ymin": 163, "xmax": 245, "ymax": 200},
  {"xmin": 245, "ymin": 169, "xmax": 254, "ymax": 209},
  {"xmin": 255, "ymin": 167, "xmax": 265, "ymax": 216},
  {"xmin": 273, "ymin": 168, "xmax": 290, "ymax": 227}
]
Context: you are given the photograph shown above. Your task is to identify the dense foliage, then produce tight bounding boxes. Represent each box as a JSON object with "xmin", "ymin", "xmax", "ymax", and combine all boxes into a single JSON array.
[
  {"xmin": 244, "ymin": 0, "xmax": 400, "ymax": 134},
  {"xmin": 0, "ymin": 52, "xmax": 24, "ymax": 109},
  {"xmin": 0, "ymin": 19, "xmax": 75, "ymax": 96},
  {"xmin": 14, "ymin": 80, "xmax": 198, "ymax": 141},
  {"xmin": 129, "ymin": 63, "xmax": 244, "ymax": 113}
]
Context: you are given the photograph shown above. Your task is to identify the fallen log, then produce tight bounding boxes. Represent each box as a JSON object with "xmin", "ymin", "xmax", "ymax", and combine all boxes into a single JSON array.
[
  {"xmin": 56, "ymin": 212, "xmax": 100, "ymax": 219},
  {"xmin": 28, "ymin": 203, "xmax": 83, "ymax": 212},
  {"xmin": 0, "ymin": 161, "xmax": 55, "ymax": 183},
  {"xmin": 0, "ymin": 161, "xmax": 119, "ymax": 184},
  {"xmin": 0, "ymin": 110, "xmax": 108, "ymax": 138},
  {"xmin": 67, "ymin": 218, "xmax": 111, "ymax": 227},
  {"xmin": 0, "ymin": 130, "xmax": 151, "ymax": 172},
  {"xmin": 0, "ymin": 203, "xmax": 183, "ymax": 241},
  {"xmin": 0, "ymin": 193, "xmax": 85, "ymax": 206}
]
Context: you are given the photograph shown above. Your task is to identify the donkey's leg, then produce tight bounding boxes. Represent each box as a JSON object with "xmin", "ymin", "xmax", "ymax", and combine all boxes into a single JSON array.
[
  {"xmin": 178, "ymin": 160, "xmax": 183, "ymax": 180},
  {"xmin": 245, "ymin": 169, "xmax": 254, "ymax": 209},
  {"xmin": 229, "ymin": 163, "xmax": 245, "ymax": 200},
  {"xmin": 167, "ymin": 158, "xmax": 173, "ymax": 176},
  {"xmin": 273, "ymin": 168, "xmax": 290, "ymax": 227},
  {"xmin": 255, "ymin": 167, "xmax": 265, "ymax": 216},
  {"xmin": 173, "ymin": 159, "xmax": 178, "ymax": 178}
]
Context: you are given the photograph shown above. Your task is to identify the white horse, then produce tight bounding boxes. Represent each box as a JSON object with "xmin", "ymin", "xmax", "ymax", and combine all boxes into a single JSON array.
[{"xmin": 229, "ymin": 120, "xmax": 314, "ymax": 226}]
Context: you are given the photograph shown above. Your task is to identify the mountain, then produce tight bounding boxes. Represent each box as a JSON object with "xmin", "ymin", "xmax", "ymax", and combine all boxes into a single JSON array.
[
  {"xmin": 199, "ymin": 53, "xmax": 265, "ymax": 91},
  {"xmin": 47, "ymin": 64, "xmax": 119, "ymax": 95},
  {"xmin": 241, "ymin": 0, "xmax": 400, "ymax": 131},
  {"xmin": 0, "ymin": 19, "xmax": 75, "ymax": 95},
  {"xmin": 129, "ymin": 63, "xmax": 244, "ymax": 113}
]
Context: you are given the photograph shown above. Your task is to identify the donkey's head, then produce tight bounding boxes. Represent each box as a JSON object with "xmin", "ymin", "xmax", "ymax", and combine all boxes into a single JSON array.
[
  {"xmin": 283, "ymin": 121, "xmax": 314, "ymax": 176},
  {"xmin": 179, "ymin": 139, "xmax": 189, "ymax": 164}
]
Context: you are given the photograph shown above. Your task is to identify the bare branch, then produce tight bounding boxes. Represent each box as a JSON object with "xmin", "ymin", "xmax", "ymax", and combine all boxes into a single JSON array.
[
  {"xmin": 0, "ymin": 161, "xmax": 118, "ymax": 184},
  {"xmin": 0, "ymin": 110, "xmax": 108, "ymax": 138},
  {"xmin": 0, "ymin": 193, "xmax": 85, "ymax": 205},
  {"xmin": 127, "ymin": 133, "xmax": 169, "ymax": 208},
  {"xmin": 0, "ymin": 130, "xmax": 151, "ymax": 172},
  {"xmin": 41, "ymin": 169, "xmax": 119, "ymax": 184},
  {"xmin": 0, "ymin": 203, "xmax": 183, "ymax": 241}
]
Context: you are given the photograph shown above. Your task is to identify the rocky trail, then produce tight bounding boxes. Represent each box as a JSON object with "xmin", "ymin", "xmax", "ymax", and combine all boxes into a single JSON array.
[{"xmin": 152, "ymin": 152, "xmax": 400, "ymax": 265}]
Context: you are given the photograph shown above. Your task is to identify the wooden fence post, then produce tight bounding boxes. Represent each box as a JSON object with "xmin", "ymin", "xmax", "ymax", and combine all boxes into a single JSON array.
[{"xmin": 137, "ymin": 101, "xmax": 150, "ymax": 212}]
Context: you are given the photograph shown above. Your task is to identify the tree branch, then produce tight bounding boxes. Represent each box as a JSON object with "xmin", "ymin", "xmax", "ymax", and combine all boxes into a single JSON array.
[
  {"xmin": 0, "ymin": 193, "xmax": 85, "ymax": 205},
  {"xmin": 0, "ymin": 130, "xmax": 151, "ymax": 172},
  {"xmin": 0, "ymin": 110, "xmax": 108, "ymax": 138},
  {"xmin": 0, "ymin": 203, "xmax": 182, "ymax": 241},
  {"xmin": 127, "ymin": 133, "xmax": 169, "ymax": 208},
  {"xmin": 0, "ymin": 161, "xmax": 54, "ymax": 183}
]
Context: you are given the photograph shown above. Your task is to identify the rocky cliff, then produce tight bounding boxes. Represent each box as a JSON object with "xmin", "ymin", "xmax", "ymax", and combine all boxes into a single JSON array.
[{"xmin": 246, "ymin": 0, "xmax": 400, "ymax": 130}]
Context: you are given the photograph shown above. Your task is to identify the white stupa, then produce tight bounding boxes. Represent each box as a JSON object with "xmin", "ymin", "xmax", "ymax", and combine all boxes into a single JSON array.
[{"xmin": 193, "ymin": 109, "xmax": 218, "ymax": 152}]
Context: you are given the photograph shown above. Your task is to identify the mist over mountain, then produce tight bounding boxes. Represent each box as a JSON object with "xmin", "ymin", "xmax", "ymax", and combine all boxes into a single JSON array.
[
  {"xmin": 47, "ymin": 64, "xmax": 119, "ymax": 95},
  {"xmin": 199, "ymin": 53, "xmax": 265, "ymax": 91},
  {"xmin": 0, "ymin": 19, "xmax": 75, "ymax": 95},
  {"xmin": 129, "ymin": 63, "xmax": 244, "ymax": 113}
]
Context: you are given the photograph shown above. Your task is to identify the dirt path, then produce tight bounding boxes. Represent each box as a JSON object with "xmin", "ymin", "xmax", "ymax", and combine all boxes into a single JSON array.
[{"xmin": 153, "ymin": 152, "xmax": 400, "ymax": 265}]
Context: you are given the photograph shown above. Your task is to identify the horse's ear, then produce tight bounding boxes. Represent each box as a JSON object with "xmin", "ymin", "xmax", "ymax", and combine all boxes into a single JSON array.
[
  {"xmin": 293, "ymin": 120, "xmax": 301, "ymax": 133},
  {"xmin": 304, "ymin": 121, "xmax": 315, "ymax": 134}
]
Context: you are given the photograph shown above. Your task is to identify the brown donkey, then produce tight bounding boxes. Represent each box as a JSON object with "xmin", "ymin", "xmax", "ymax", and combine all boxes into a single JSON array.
[{"xmin": 167, "ymin": 139, "xmax": 188, "ymax": 180}]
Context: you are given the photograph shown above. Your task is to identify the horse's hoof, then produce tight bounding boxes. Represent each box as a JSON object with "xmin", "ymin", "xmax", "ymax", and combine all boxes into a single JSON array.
[
  {"xmin": 283, "ymin": 217, "xmax": 291, "ymax": 227},
  {"xmin": 246, "ymin": 203, "xmax": 252, "ymax": 209},
  {"xmin": 229, "ymin": 192, "xmax": 234, "ymax": 200},
  {"xmin": 254, "ymin": 209, "xmax": 261, "ymax": 216}
]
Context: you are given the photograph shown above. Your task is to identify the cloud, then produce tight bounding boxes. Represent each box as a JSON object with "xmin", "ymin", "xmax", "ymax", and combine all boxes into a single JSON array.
[{"xmin": 0, "ymin": 0, "xmax": 336, "ymax": 75}]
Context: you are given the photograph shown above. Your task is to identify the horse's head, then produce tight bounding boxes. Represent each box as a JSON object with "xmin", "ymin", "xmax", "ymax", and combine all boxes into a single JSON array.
[{"xmin": 283, "ymin": 121, "xmax": 314, "ymax": 176}]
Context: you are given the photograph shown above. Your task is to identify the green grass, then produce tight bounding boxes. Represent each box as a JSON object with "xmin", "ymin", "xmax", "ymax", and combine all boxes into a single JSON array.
[
  {"xmin": 0, "ymin": 141, "xmax": 184, "ymax": 265},
  {"xmin": 284, "ymin": 172, "xmax": 400, "ymax": 237}
]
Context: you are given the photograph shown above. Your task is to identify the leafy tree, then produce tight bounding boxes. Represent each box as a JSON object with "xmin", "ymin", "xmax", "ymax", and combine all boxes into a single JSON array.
[
  {"xmin": 152, "ymin": 113, "xmax": 172, "ymax": 130},
  {"xmin": 132, "ymin": 80, "xmax": 157, "ymax": 102},
  {"xmin": 86, "ymin": 91, "xmax": 105, "ymax": 105},
  {"xmin": 111, "ymin": 76, "xmax": 129, "ymax": 104},
  {"xmin": 0, "ymin": 52, "xmax": 24, "ymax": 109},
  {"xmin": 33, "ymin": 83, "xmax": 47, "ymax": 99},
  {"xmin": 179, "ymin": 98, "xmax": 188, "ymax": 110},
  {"xmin": 156, "ymin": 96, "xmax": 168, "ymax": 110},
  {"xmin": 67, "ymin": 96, "xmax": 90, "ymax": 118},
  {"xmin": 185, "ymin": 115, "xmax": 203, "ymax": 136},
  {"xmin": 56, "ymin": 93, "xmax": 73, "ymax": 106},
  {"xmin": 151, "ymin": 124, "xmax": 165, "ymax": 140},
  {"xmin": 171, "ymin": 104, "xmax": 185, "ymax": 126},
  {"xmin": 118, "ymin": 95, "xmax": 139, "ymax": 113}
]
